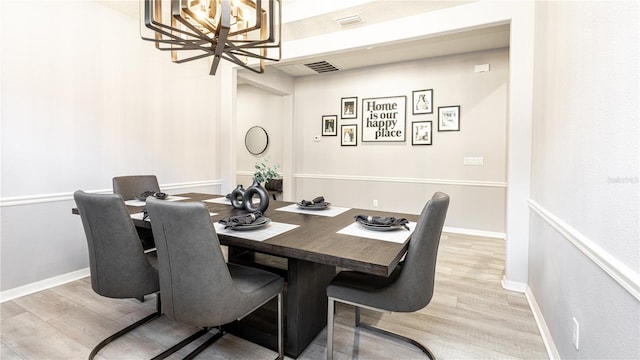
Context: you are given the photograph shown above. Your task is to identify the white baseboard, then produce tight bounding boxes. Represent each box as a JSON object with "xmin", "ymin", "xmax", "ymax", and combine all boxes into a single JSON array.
[
  {"xmin": 443, "ymin": 226, "xmax": 506, "ymax": 240},
  {"xmin": 0, "ymin": 268, "xmax": 90, "ymax": 303},
  {"xmin": 501, "ymin": 275, "xmax": 527, "ymax": 293},
  {"xmin": 525, "ymin": 286, "xmax": 561, "ymax": 360}
]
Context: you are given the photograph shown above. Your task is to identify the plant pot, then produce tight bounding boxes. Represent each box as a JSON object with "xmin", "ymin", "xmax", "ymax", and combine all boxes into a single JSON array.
[
  {"xmin": 243, "ymin": 180, "xmax": 270, "ymax": 213},
  {"xmin": 230, "ymin": 184, "xmax": 245, "ymax": 209}
]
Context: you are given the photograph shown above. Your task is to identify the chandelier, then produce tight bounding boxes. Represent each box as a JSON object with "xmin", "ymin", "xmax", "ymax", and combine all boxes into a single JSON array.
[{"xmin": 140, "ymin": 0, "xmax": 281, "ymax": 75}]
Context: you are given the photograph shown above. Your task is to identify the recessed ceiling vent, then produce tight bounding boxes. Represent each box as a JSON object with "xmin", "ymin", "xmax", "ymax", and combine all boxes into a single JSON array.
[{"xmin": 304, "ymin": 61, "xmax": 340, "ymax": 73}]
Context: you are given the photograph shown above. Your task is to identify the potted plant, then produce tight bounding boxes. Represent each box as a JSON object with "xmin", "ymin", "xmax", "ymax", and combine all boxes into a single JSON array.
[
  {"xmin": 253, "ymin": 157, "xmax": 280, "ymax": 185},
  {"xmin": 243, "ymin": 157, "xmax": 280, "ymax": 213}
]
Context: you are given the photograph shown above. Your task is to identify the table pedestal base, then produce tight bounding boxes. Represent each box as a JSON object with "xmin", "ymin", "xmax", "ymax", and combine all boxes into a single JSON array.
[{"xmin": 228, "ymin": 248, "xmax": 336, "ymax": 358}]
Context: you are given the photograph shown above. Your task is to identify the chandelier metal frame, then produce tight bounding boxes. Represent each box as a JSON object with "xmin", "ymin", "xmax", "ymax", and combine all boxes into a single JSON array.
[{"xmin": 140, "ymin": 0, "xmax": 281, "ymax": 75}]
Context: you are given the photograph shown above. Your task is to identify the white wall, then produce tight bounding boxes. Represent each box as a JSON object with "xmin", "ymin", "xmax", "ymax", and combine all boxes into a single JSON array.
[
  {"xmin": 0, "ymin": 1, "xmax": 222, "ymax": 293},
  {"xmin": 292, "ymin": 49, "xmax": 509, "ymax": 233},
  {"xmin": 279, "ymin": 0, "xmax": 535, "ymax": 287},
  {"xmin": 529, "ymin": 1, "xmax": 639, "ymax": 358},
  {"xmin": 236, "ymin": 84, "xmax": 285, "ymax": 188}
]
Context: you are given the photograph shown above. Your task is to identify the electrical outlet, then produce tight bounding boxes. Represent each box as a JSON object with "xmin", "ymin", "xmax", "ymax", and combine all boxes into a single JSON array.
[
  {"xmin": 373, "ymin": 200, "xmax": 378, "ymax": 207},
  {"xmin": 464, "ymin": 156, "xmax": 484, "ymax": 166},
  {"xmin": 572, "ymin": 317, "xmax": 580, "ymax": 350}
]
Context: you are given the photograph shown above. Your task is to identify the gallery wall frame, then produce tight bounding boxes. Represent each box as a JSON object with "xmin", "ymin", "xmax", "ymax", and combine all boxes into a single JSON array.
[
  {"xmin": 361, "ymin": 95, "xmax": 406, "ymax": 142},
  {"xmin": 411, "ymin": 121, "xmax": 432, "ymax": 145},
  {"xmin": 438, "ymin": 105, "xmax": 461, "ymax": 131},
  {"xmin": 341, "ymin": 124, "xmax": 358, "ymax": 146},
  {"xmin": 341, "ymin": 97, "xmax": 358, "ymax": 119},
  {"xmin": 412, "ymin": 89, "xmax": 433, "ymax": 115},
  {"xmin": 321, "ymin": 115, "xmax": 337, "ymax": 136}
]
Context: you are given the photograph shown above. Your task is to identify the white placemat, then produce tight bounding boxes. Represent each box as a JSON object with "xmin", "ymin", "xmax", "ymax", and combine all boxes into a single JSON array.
[
  {"xmin": 336, "ymin": 221, "xmax": 417, "ymax": 244},
  {"xmin": 165, "ymin": 195, "xmax": 190, "ymax": 202},
  {"xmin": 275, "ymin": 204, "xmax": 351, "ymax": 217},
  {"xmin": 131, "ymin": 212, "xmax": 217, "ymax": 221},
  {"xmin": 125, "ymin": 199, "xmax": 145, "ymax": 207},
  {"xmin": 203, "ymin": 197, "xmax": 231, "ymax": 205},
  {"xmin": 124, "ymin": 195, "xmax": 190, "ymax": 206},
  {"xmin": 213, "ymin": 221, "xmax": 299, "ymax": 242}
]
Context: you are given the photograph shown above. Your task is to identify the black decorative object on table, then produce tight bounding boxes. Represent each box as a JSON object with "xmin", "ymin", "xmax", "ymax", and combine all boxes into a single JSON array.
[
  {"xmin": 219, "ymin": 211, "xmax": 264, "ymax": 229},
  {"xmin": 243, "ymin": 180, "xmax": 270, "ymax": 213},
  {"xmin": 354, "ymin": 215, "xmax": 410, "ymax": 231},
  {"xmin": 136, "ymin": 191, "xmax": 167, "ymax": 201},
  {"xmin": 230, "ymin": 184, "xmax": 246, "ymax": 209},
  {"xmin": 300, "ymin": 196, "xmax": 325, "ymax": 206},
  {"xmin": 297, "ymin": 196, "xmax": 330, "ymax": 210}
]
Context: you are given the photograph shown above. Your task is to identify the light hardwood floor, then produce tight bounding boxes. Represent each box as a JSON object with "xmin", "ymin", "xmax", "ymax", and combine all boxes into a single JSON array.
[{"xmin": 1, "ymin": 233, "xmax": 548, "ymax": 359}]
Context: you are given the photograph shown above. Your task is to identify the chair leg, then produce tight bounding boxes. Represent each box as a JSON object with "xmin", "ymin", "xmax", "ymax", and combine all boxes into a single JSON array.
[
  {"xmin": 150, "ymin": 328, "xmax": 211, "ymax": 360},
  {"xmin": 89, "ymin": 296, "xmax": 162, "ymax": 360},
  {"xmin": 354, "ymin": 307, "xmax": 436, "ymax": 360},
  {"xmin": 182, "ymin": 329, "xmax": 224, "ymax": 360},
  {"xmin": 276, "ymin": 292, "xmax": 284, "ymax": 360},
  {"xmin": 327, "ymin": 297, "xmax": 335, "ymax": 360}
]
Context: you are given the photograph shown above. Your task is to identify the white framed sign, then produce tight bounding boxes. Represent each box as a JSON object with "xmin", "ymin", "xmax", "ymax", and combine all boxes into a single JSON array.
[{"xmin": 361, "ymin": 96, "xmax": 406, "ymax": 142}]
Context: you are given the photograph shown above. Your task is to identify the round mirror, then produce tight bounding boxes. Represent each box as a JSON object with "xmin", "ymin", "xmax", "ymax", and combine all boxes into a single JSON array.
[{"xmin": 245, "ymin": 126, "xmax": 269, "ymax": 155}]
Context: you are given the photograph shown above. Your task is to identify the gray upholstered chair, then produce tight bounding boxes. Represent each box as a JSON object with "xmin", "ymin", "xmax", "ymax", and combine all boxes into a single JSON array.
[
  {"xmin": 145, "ymin": 197, "xmax": 285, "ymax": 359},
  {"xmin": 73, "ymin": 190, "xmax": 161, "ymax": 360},
  {"xmin": 112, "ymin": 175, "xmax": 160, "ymax": 200},
  {"xmin": 112, "ymin": 175, "xmax": 160, "ymax": 249},
  {"xmin": 326, "ymin": 192, "xmax": 450, "ymax": 360}
]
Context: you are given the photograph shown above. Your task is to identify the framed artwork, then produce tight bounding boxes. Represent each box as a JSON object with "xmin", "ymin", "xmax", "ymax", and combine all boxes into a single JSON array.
[
  {"xmin": 341, "ymin": 124, "xmax": 357, "ymax": 146},
  {"xmin": 438, "ymin": 105, "xmax": 460, "ymax": 131},
  {"xmin": 321, "ymin": 115, "xmax": 337, "ymax": 136},
  {"xmin": 412, "ymin": 89, "xmax": 433, "ymax": 114},
  {"xmin": 361, "ymin": 96, "xmax": 406, "ymax": 142},
  {"xmin": 341, "ymin": 97, "xmax": 358, "ymax": 119},
  {"xmin": 412, "ymin": 121, "xmax": 432, "ymax": 145}
]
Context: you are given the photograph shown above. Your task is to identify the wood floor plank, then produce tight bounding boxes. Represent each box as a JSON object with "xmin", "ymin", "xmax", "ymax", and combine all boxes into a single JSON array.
[
  {"xmin": 1, "ymin": 312, "xmax": 91, "ymax": 359},
  {"xmin": 1, "ymin": 301, "xmax": 27, "ymax": 322},
  {"xmin": 12, "ymin": 289, "xmax": 81, "ymax": 322},
  {"xmin": 0, "ymin": 234, "xmax": 549, "ymax": 359},
  {"xmin": 50, "ymin": 280, "xmax": 154, "ymax": 321},
  {"xmin": 1, "ymin": 341, "xmax": 24, "ymax": 360}
]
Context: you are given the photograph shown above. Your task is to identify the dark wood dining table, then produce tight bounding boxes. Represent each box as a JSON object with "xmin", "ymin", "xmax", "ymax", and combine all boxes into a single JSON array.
[{"xmin": 78, "ymin": 192, "xmax": 418, "ymax": 358}]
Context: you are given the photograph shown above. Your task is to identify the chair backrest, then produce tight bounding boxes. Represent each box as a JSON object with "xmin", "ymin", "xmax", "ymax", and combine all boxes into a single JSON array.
[
  {"xmin": 73, "ymin": 190, "xmax": 159, "ymax": 299},
  {"xmin": 395, "ymin": 191, "xmax": 449, "ymax": 311},
  {"xmin": 112, "ymin": 175, "xmax": 160, "ymax": 200},
  {"xmin": 145, "ymin": 197, "xmax": 243, "ymax": 327}
]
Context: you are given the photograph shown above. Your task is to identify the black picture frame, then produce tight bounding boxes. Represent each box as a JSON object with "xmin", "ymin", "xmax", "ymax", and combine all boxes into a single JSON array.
[
  {"xmin": 341, "ymin": 124, "xmax": 358, "ymax": 146},
  {"xmin": 321, "ymin": 115, "xmax": 337, "ymax": 136},
  {"xmin": 341, "ymin": 97, "xmax": 358, "ymax": 119},
  {"xmin": 438, "ymin": 105, "xmax": 461, "ymax": 131},
  {"xmin": 412, "ymin": 89, "xmax": 433, "ymax": 115},
  {"xmin": 411, "ymin": 121, "xmax": 432, "ymax": 145}
]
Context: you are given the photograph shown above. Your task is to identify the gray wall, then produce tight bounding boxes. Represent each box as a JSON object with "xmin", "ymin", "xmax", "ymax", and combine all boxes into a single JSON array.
[
  {"xmin": 0, "ymin": 1, "xmax": 221, "ymax": 292},
  {"xmin": 291, "ymin": 48, "xmax": 509, "ymax": 233},
  {"xmin": 236, "ymin": 84, "xmax": 285, "ymax": 187},
  {"xmin": 529, "ymin": 1, "xmax": 639, "ymax": 358}
]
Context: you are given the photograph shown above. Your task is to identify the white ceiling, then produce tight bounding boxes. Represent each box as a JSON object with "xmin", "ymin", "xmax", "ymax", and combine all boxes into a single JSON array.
[
  {"xmin": 273, "ymin": 0, "xmax": 510, "ymax": 77},
  {"xmin": 273, "ymin": 24, "xmax": 510, "ymax": 76},
  {"xmin": 101, "ymin": 1, "xmax": 510, "ymax": 77}
]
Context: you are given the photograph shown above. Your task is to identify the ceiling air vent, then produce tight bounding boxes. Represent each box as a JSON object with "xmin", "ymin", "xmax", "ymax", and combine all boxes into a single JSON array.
[{"xmin": 304, "ymin": 61, "xmax": 340, "ymax": 74}]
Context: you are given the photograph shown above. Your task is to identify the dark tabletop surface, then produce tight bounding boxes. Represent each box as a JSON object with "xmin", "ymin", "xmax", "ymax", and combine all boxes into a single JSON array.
[{"xmin": 84, "ymin": 192, "xmax": 418, "ymax": 277}]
